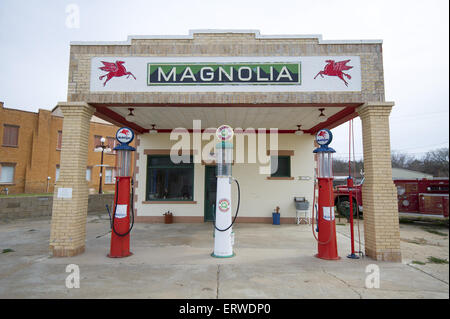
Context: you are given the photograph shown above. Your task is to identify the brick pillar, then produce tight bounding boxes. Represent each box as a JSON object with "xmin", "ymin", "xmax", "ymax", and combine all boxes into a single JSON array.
[
  {"xmin": 357, "ymin": 102, "xmax": 401, "ymax": 262},
  {"xmin": 49, "ymin": 102, "xmax": 94, "ymax": 257}
]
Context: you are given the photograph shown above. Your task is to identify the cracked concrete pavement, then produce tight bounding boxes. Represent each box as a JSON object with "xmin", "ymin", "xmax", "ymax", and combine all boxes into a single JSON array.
[{"xmin": 0, "ymin": 214, "xmax": 448, "ymax": 298}]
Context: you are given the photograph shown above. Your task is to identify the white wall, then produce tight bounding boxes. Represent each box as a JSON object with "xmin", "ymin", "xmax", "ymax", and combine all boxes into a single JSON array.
[{"xmin": 135, "ymin": 132, "xmax": 315, "ymax": 220}]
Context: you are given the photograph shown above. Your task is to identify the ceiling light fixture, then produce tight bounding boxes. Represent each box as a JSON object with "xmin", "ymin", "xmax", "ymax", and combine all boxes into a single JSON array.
[
  {"xmin": 318, "ymin": 108, "xmax": 327, "ymax": 123},
  {"xmin": 125, "ymin": 108, "xmax": 135, "ymax": 122},
  {"xmin": 295, "ymin": 125, "xmax": 304, "ymax": 136},
  {"xmin": 149, "ymin": 124, "xmax": 158, "ymax": 134}
]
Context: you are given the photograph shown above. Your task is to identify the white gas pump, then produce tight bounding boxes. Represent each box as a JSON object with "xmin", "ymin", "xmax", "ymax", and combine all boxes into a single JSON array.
[{"xmin": 212, "ymin": 125, "xmax": 240, "ymax": 258}]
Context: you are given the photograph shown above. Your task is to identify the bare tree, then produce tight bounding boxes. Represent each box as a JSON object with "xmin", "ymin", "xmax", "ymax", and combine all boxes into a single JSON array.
[
  {"xmin": 391, "ymin": 152, "xmax": 414, "ymax": 168},
  {"xmin": 391, "ymin": 148, "xmax": 449, "ymax": 177},
  {"xmin": 422, "ymin": 148, "xmax": 449, "ymax": 177},
  {"xmin": 330, "ymin": 148, "xmax": 449, "ymax": 178}
]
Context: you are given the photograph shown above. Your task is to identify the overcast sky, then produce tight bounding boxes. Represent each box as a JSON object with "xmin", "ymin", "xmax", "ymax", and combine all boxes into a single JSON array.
[{"xmin": 0, "ymin": 0, "xmax": 448, "ymax": 160}]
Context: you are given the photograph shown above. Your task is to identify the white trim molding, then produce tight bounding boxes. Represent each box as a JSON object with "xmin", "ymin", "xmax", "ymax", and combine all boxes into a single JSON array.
[{"xmin": 71, "ymin": 29, "xmax": 383, "ymax": 46}]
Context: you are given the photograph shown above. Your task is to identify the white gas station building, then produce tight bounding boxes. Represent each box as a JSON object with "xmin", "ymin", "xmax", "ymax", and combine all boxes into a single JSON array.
[{"xmin": 50, "ymin": 30, "xmax": 401, "ymax": 262}]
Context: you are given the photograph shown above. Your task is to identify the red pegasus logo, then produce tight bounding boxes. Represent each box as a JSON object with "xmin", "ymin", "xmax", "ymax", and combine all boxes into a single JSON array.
[
  {"xmin": 120, "ymin": 129, "xmax": 130, "ymax": 136},
  {"xmin": 99, "ymin": 61, "xmax": 136, "ymax": 86},
  {"xmin": 318, "ymin": 131, "xmax": 327, "ymax": 138},
  {"xmin": 314, "ymin": 60, "xmax": 353, "ymax": 86}
]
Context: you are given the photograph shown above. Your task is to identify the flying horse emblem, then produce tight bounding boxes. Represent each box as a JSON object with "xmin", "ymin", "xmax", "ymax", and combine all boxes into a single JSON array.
[
  {"xmin": 99, "ymin": 61, "xmax": 136, "ymax": 86},
  {"xmin": 314, "ymin": 60, "xmax": 353, "ymax": 86}
]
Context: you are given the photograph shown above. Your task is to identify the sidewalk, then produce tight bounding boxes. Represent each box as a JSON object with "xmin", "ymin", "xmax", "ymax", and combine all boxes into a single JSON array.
[{"xmin": 0, "ymin": 215, "xmax": 448, "ymax": 298}]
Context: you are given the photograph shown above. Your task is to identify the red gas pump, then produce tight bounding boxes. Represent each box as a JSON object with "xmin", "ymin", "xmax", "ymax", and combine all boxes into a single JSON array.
[
  {"xmin": 312, "ymin": 129, "xmax": 339, "ymax": 260},
  {"xmin": 106, "ymin": 127, "xmax": 136, "ymax": 258}
]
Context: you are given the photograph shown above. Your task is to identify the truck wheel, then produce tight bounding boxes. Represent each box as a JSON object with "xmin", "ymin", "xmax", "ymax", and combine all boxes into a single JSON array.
[{"xmin": 336, "ymin": 198, "xmax": 358, "ymax": 218}]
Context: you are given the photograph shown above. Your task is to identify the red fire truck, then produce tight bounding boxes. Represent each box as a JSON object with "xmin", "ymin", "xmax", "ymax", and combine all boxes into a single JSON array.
[{"xmin": 334, "ymin": 177, "xmax": 449, "ymax": 218}]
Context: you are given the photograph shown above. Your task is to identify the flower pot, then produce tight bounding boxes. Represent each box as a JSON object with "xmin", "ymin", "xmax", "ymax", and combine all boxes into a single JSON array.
[{"xmin": 164, "ymin": 214, "xmax": 173, "ymax": 224}]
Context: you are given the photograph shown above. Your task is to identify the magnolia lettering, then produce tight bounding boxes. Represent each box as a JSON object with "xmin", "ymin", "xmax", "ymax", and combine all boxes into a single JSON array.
[{"xmin": 148, "ymin": 63, "xmax": 300, "ymax": 85}]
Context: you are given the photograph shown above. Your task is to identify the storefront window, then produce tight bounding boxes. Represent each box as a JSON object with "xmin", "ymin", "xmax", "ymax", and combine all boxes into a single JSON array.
[
  {"xmin": 146, "ymin": 155, "xmax": 194, "ymax": 201},
  {"xmin": 271, "ymin": 156, "xmax": 291, "ymax": 177}
]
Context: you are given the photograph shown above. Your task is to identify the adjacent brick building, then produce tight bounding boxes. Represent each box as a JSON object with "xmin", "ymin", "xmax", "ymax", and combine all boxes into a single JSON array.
[{"xmin": 0, "ymin": 101, "xmax": 131, "ymax": 195}]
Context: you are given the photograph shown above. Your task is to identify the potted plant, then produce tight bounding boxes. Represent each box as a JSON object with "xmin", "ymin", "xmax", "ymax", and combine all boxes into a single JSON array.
[{"xmin": 163, "ymin": 211, "xmax": 173, "ymax": 224}]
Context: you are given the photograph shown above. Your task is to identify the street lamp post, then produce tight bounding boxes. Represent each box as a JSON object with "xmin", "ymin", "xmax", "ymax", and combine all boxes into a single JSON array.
[{"xmin": 95, "ymin": 137, "xmax": 110, "ymax": 194}]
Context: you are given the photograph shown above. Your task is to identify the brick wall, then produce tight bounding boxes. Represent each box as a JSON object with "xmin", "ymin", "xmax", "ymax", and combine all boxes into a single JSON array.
[
  {"xmin": 357, "ymin": 102, "xmax": 401, "ymax": 262},
  {"xmin": 0, "ymin": 102, "xmax": 133, "ymax": 194},
  {"xmin": 0, "ymin": 193, "xmax": 114, "ymax": 219}
]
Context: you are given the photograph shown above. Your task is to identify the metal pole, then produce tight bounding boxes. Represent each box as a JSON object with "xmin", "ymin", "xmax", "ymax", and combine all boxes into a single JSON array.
[
  {"xmin": 349, "ymin": 189, "xmax": 355, "ymax": 254},
  {"xmin": 99, "ymin": 149, "xmax": 104, "ymax": 194},
  {"xmin": 98, "ymin": 139, "xmax": 105, "ymax": 194}
]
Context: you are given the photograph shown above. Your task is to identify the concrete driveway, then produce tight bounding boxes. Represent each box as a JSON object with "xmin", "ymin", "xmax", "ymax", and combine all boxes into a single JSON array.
[{"xmin": 0, "ymin": 215, "xmax": 448, "ymax": 298}]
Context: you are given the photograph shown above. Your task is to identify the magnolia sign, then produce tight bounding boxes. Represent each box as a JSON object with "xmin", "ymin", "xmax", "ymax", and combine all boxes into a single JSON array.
[
  {"xmin": 148, "ymin": 63, "xmax": 300, "ymax": 85},
  {"xmin": 90, "ymin": 56, "xmax": 361, "ymax": 92}
]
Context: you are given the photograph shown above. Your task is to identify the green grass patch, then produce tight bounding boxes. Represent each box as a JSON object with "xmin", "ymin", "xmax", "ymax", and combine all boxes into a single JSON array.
[
  {"xmin": 399, "ymin": 217, "xmax": 416, "ymax": 224},
  {"xmin": 427, "ymin": 256, "xmax": 449, "ymax": 264},
  {"xmin": 2, "ymin": 248, "xmax": 15, "ymax": 254},
  {"xmin": 411, "ymin": 260, "xmax": 426, "ymax": 265},
  {"xmin": 336, "ymin": 223, "xmax": 346, "ymax": 226},
  {"xmin": 399, "ymin": 216, "xmax": 449, "ymax": 228},
  {"xmin": 422, "ymin": 227, "xmax": 448, "ymax": 237}
]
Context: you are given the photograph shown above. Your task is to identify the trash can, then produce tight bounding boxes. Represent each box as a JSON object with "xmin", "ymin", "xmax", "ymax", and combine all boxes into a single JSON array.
[{"xmin": 272, "ymin": 212, "xmax": 280, "ymax": 225}]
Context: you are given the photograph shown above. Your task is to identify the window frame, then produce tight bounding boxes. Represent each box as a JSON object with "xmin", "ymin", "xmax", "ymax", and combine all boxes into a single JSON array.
[
  {"xmin": 270, "ymin": 155, "xmax": 292, "ymax": 178},
  {"xmin": 55, "ymin": 165, "xmax": 60, "ymax": 182},
  {"xmin": 93, "ymin": 135, "xmax": 103, "ymax": 150},
  {"xmin": 0, "ymin": 162, "xmax": 16, "ymax": 185},
  {"xmin": 2, "ymin": 124, "xmax": 20, "ymax": 148},
  {"xmin": 145, "ymin": 155, "xmax": 195, "ymax": 202},
  {"xmin": 86, "ymin": 166, "xmax": 92, "ymax": 182},
  {"xmin": 104, "ymin": 167, "xmax": 115, "ymax": 184},
  {"xmin": 106, "ymin": 136, "xmax": 116, "ymax": 155},
  {"xmin": 56, "ymin": 130, "xmax": 63, "ymax": 150}
]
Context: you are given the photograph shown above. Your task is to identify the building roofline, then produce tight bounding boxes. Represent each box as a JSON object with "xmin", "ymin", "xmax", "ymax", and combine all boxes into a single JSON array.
[{"xmin": 70, "ymin": 29, "xmax": 383, "ymax": 46}]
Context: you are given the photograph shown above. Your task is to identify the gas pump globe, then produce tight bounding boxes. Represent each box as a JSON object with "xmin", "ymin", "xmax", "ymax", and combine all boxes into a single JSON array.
[{"xmin": 313, "ymin": 129, "xmax": 339, "ymax": 260}]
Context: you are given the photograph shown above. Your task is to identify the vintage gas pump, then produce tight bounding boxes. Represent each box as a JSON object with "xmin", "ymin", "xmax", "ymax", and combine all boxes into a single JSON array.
[
  {"xmin": 212, "ymin": 125, "xmax": 240, "ymax": 258},
  {"xmin": 312, "ymin": 129, "xmax": 339, "ymax": 260},
  {"xmin": 106, "ymin": 127, "xmax": 136, "ymax": 258}
]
